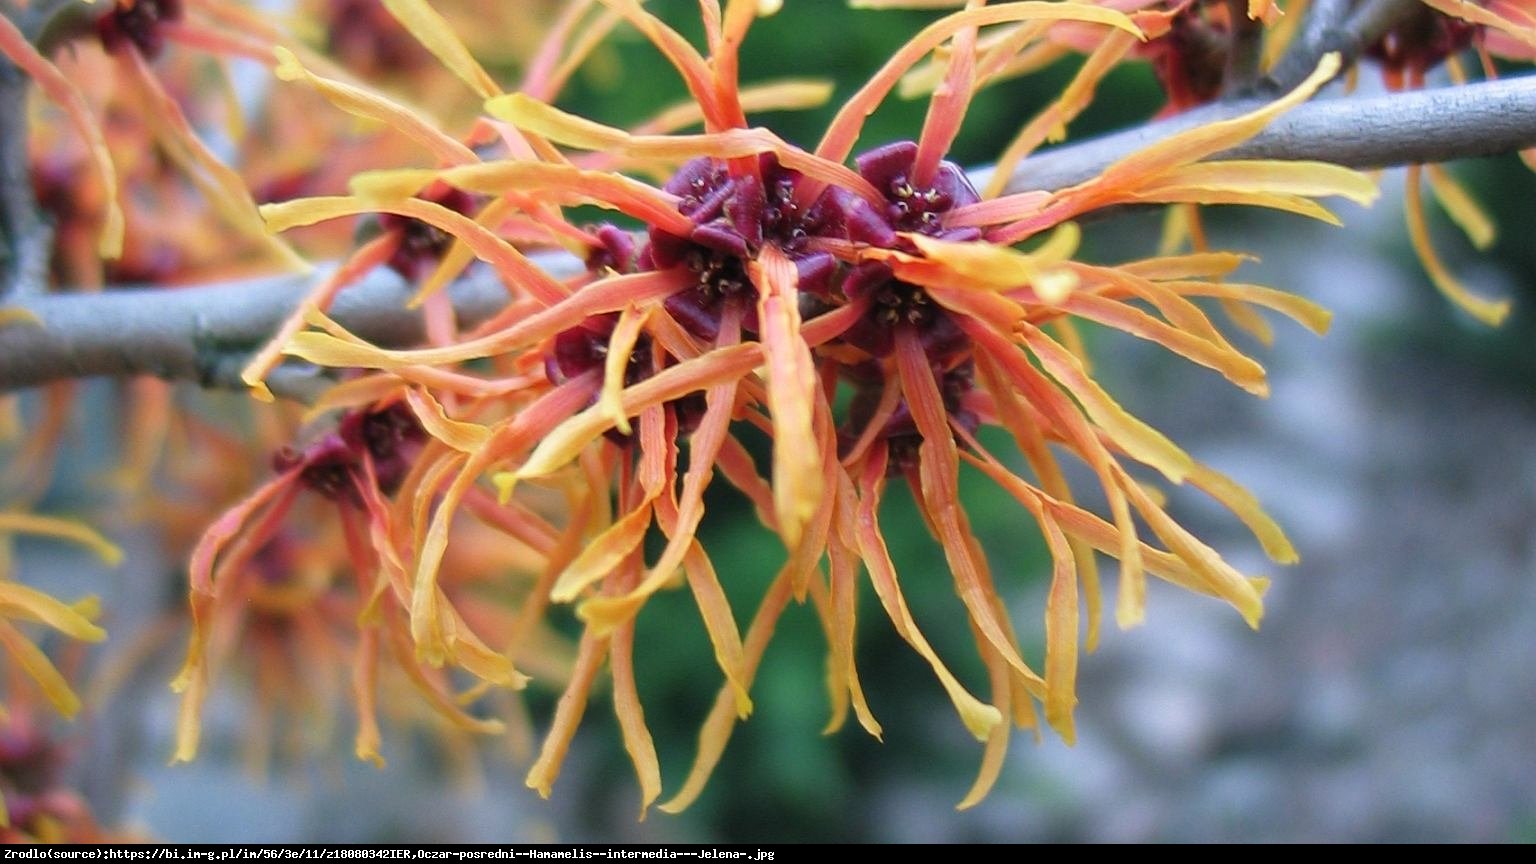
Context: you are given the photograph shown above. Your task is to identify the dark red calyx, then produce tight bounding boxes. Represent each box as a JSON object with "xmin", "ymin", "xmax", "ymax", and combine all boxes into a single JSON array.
[
  {"xmin": 586, "ymin": 224, "xmax": 638, "ymax": 275},
  {"xmin": 340, "ymin": 402, "xmax": 427, "ymax": 495},
  {"xmin": 650, "ymin": 156, "xmax": 845, "ymax": 340},
  {"xmin": 1147, "ymin": 6, "xmax": 1230, "ymax": 112},
  {"xmin": 271, "ymin": 404, "xmax": 425, "ymax": 503},
  {"xmin": 547, "ymin": 315, "xmax": 654, "ymax": 388},
  {"xmin": 273, "ymin": 435, "xmax": 355, "ymax": 502},
  {"xmin": 853, "ymin": 141, "xmax": 981, "ymax": 243},
  {"xmin": 96, "ymin": 0, "xmax": 183, "ymax": 59},
  {"xmin": 325, "ymin": 0, "xmax": 433, "ymax": 76},
  {"xmin": 548, "ymin": 317, "xmax": 657, "ymax": 444},
  {"xmin": 546, "ymin": 316, "xmax": 711, "ymax": 443},
  {"xmin": 837, "ymin": 261, "xmax": 968, "ymax": 361},
  {"xmin": 841, "ymin": 360, "xmax": 978, "ymax": 474},
  {"xmin": 1364, "ymin": 5, "xmax": 1477, "ymax": 72},
  {"xmin": 379, "ymin": 185, "xmax": 477, "ymax": 282}
]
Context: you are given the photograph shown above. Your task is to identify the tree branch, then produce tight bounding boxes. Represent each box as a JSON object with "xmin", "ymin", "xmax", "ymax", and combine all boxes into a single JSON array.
[
  {"xmin": 0, "ymin": 53, "xmax": 51, "ymax": 299},
  {"xmin": 1270, "ymin": 0, "xmax": 1422, "ymax": 90},
  {"xmin": 0, "ymin": 260, "xmax": 575, "ymax": 398},
  {"xmin": 986, "ymin": 74, "xmax": 1536, "ymax": 194},
  {"xmin": 1222, "ymin": 0, "xmax": 1266, "ymax": 97},
  {"xmin": 4, "ymin": 74, "xmax": 1536, "ymax": 396}
]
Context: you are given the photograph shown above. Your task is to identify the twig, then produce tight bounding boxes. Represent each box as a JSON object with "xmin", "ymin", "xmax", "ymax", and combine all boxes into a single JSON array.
[
  {"xmin": 0, "ymin": 53, "xmax": 51, "ymax": 298},
  {"xmin": 1222, "ymin": 0, "xmax": 1266, "ymax": 97},
  {"xmin": 1270, "ymin": 0, "xmax": 1422, "ymax": 89},
  {"xmin": 0, "ymin": 260, "xmax": 574, "ymax": 396},
  {"xmin": 985, "ymin": 73, "xmax": 1536, "ymax": 194},
  {"xmin": 4, "ymin": 74, "xmax": 1536, "ymax": 395}
]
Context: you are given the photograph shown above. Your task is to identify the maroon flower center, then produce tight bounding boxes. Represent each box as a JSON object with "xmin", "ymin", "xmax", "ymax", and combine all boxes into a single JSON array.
[
  {"xmin": 271, "ymin": 404, "xmax": 426, "ymax": 503},
  {"xmin": 548, "ymin": 317, "xmax": 709, "ymax": 441},
  {"xmin": 884, "ymin": 177, "xmax": 955, "ymax": 234},
  {"xmin": 839, "ymin": 262, "xmax": 968, "ymax": 361},
  {"xmin": 379, "ymin": 186, "xmax": 477, "ymax": 282},
  {"xmin": 1145, "ymin": 6, "xmax": 1231, "ymax": 111},
  {"xmin": 96, "ymin": 0, "xmax": 182, "ymax": 59},
  {"xmin": 851, "ymin": 141, "xmax": 981, "ymax": 246},
  {"xmin": 842, "ymin": 360, "xmax": 979, "ymax": 475},
  {"xmin": 1365, "ymin": 6, "xmax": 1478, "ymax": 72},
  {"xmin": 549, "ymin": 319, "xmax": 654, "ymax": 388},
  {"xmin": 650, "ymin": 156, "xmax": 843, "ymax": 340},
  {"xmin": 872, "ymin": 278, "xmax": 939, "ymax": 328}
]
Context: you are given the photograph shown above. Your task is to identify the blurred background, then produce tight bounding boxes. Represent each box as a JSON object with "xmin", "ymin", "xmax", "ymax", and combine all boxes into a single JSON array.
[{"xmin": 9, "ymin": 0, "xmax": 1536, "ymax": 843}]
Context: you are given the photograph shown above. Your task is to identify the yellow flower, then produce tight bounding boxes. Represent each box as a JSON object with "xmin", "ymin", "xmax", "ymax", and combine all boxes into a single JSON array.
[{"xmin": 0, "ymin": 512, "xmax": 118, "ymax": 719}]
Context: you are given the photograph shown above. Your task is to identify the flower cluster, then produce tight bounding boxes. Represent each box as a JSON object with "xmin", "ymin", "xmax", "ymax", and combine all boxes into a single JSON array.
[
  {"xmin": 171, "ymin": 0, "xmax": 1393, "ymax": 813},
  {"xmin": 12, "ymin": 0, "xmax": 1530, "ymax": 825}
]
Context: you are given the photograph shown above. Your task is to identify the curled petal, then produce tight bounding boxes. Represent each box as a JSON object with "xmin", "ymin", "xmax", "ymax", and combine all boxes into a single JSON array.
[
  {"xmin": 273, "ymin": 47, "xmax": 477, "ymax": 166},
  {"xmin": 827, "ymin": 522, "xmax": 883, "ymax": 739},
  {"xmin": 599, "ymin": 305, "xmax": 653, "ymax": 436},
  {"xmin": 382, "ymin": 0, "xmax": 503, "ymax": 98},
  {"xmin": 551, "ymin": 503, "xmax": 655, "ymax": 601},
  {"xmin": 989, "ymin": 54, "xmax": 1347, "ymax": 244},
  {"xmin": 1425, "ymin": 164, "xmax": 1496, "ymax": 251},
  {"xmin": 1114, "ymin": 465, "xmax": 1266, "ymax": 628},
  {"xmin": 242, "ymin": 234, "xmax": 399, "ymax": 401},
  {"xmin": 526, "ymin": 631, "xmax": 607, "ymax": 798},
  {"xmin": 659, "ymin": 572, "xmax": 796, "ymax": 814},
  {"xmin": 1404, "ymin": 166, "xmax": 1511, "ymax": 326},
  {"xmin": 906, "ymin": 225, "xmax": 1080, "ymax": 301},
  {"xmin": 610, "ymin": 616, "xmax": 662, "ymax": 818},
  {"xmin": 404, "ymin": 388, "xmax": 490, "ymax": 452},
  {"xmin": 517, "ymin": 343, "xmax": 761, "ymax": 481},
  {"xmin": 0, "ymin": 621, "xmax": 84, "ymax": 717},
  {"xmin": 1141, "ymin": 160, "xmax": 1379, "ymax": 208},
  {"xmin": 1019, "ymin": 324, "xmax": 1196, "ymax": 482},
  {"xmin": 285, "ymin": 268, "xmax": 691, "ymax": 372},
  {"xmin": 1057, "ymin": 294, "xmax": 1270, "ymax": 395},
  {"xmin": 0, "ymin": 512, "xmax": 122, "ymax": 566},
  {"xmin": 440, "ymin": 161, "xmax": 694, "ymax": 239},
  {"xmin": 0, "ymin": 17, "xmax": 123, "ymax": 259},
  {"xmin": 897, "ymin": 328, "xmax": 1045, "ymax": 694},
  {"xmin": 818, "ymin": 2, "xmax": 1143, "ymax": 164},
  {"xmin": 1186, "ymin": 463, "xmax": 1298, "ymax": 565},
  {"xmin": 752, "ymin": 247, "xmax": 823, "ymax": 550},
  {"xmin": 485, "ymin": 94, "xmax": 884, "ymax": 205},
  {"xmin": 262, "ymin": 194, "xmax": 568, "ymax": 306},
  {"xmin": 850, "ymin": 450, "xmax": 1002, "ymax": 742},
  {"xmin": 0, "ymin": 582, "xmax": 106, "ymax": 643},
  {"xmin": 1108, "ymin": 53, "xmax": 1343, "ymax": 185},
  {"xmin": 985, "ymin": 29, "xmax": 1137, "ymax": 198}
]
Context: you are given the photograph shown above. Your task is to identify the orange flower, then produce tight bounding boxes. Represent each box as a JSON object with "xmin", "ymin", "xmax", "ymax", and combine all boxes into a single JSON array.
[
  {"xmin": 168, "ymin": 399, "xmax": 534, "ymax": 768},
  {"xmin": 243, "ymin": 0, "xmax": 1387, "ymax": 813},
  {"xmin": 0, "ymin": 706, "xmax": 146, "ymax": 841},
  {"xmin": 1359, "ymin": 0, "xmax": 1535, "ymax": 326}
]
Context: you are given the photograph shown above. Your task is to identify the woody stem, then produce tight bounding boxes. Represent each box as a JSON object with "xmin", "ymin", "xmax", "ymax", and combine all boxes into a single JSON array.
[{"xmin": 3, "ymin": 73, "xmax": 1536, "ymax": 396}]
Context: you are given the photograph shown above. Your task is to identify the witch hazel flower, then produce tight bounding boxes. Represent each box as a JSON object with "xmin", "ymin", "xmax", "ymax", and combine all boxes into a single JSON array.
[
  {"xmin": 169, "ymin": 399, "xmax": 528, "ymax": 766},
  {"xmin": 249, "ymin": 0, "xmax": 1387, "ymax": 812},
  {"xmin": 1354, "ymin": 0, "xmax": 1536, "ymax": 327}
]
